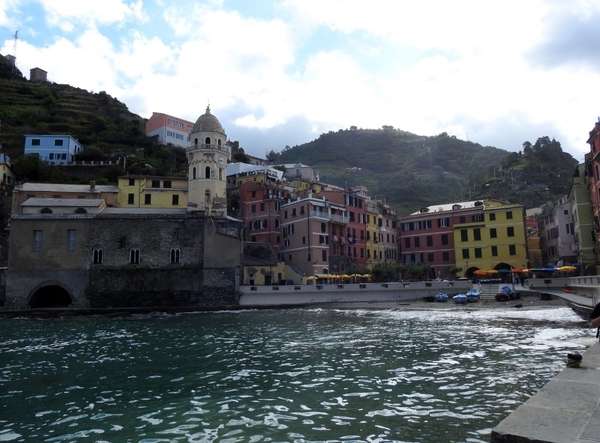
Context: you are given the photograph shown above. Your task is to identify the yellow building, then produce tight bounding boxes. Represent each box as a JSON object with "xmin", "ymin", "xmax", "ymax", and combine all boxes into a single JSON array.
[
  {"xmin": 117, "ymin": 175, "xmax": 188, "ymax": 209},
  {"xmin": 453, "ymin": 201, "xmax": 528, "ymax": 276}
]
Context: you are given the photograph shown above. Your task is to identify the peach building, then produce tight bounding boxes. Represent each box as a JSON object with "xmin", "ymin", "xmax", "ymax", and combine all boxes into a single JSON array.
[{"xmin": 146, "ymin": 112, "xmax": 194, "ymax": 148}]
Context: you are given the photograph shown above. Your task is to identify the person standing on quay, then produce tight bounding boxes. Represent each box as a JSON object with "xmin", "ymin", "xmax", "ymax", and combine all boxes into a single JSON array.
[{"xmin": 590, "ymin": 303, "xmax": 600, "ymax": 330}]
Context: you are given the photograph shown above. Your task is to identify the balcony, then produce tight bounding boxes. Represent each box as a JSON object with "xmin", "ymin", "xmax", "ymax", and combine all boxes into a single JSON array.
[{"xmin": 310, "ymin": 211, "xmax": 349, "ymax": 224}]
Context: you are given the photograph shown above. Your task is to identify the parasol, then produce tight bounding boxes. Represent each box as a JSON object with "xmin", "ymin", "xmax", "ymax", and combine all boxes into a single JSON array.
[{"xmin": 473, "ymin": 269, "xmax": 487, "ymax": 276}]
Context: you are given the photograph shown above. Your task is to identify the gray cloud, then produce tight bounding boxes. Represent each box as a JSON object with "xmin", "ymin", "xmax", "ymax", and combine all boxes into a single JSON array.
[{"xmin": 527, "ymin": 10, "xmax": 600, "ymax": 69}]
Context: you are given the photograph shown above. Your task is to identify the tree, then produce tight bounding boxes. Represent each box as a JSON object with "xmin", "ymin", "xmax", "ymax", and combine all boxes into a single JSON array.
[{"xmin": 12, "ymin": 154, "xmax": 52, "ymax": 182}]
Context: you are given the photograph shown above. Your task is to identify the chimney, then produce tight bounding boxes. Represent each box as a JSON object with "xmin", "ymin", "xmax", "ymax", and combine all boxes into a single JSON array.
[{"xmin": 90, "ymin": 180, "xmax": 96, "ymax": 191}]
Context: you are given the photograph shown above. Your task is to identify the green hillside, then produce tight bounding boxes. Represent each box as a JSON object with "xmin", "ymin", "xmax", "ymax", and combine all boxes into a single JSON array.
[
  {"xmin": 280, "ymin": 129, "xmax": 579, "ymax": 214},
  {"xmin": 0, "ymin": 54, "xmax": 580, "ymax": 208}
]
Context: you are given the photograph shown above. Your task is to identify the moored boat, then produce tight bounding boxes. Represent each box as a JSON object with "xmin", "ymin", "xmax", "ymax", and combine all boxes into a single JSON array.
[
  {"xmin": 434, "ymin": 292, "xmax": 449, "ymax": 302},
  {"xmin": 453, "ymin": 293, "xmax": 468, "ymax": 304}
]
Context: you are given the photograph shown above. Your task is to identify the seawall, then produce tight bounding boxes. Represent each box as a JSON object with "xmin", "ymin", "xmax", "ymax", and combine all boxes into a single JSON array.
[{"xmin": 491, "ymin": 343, "xmax": 600, "ymax": 443}]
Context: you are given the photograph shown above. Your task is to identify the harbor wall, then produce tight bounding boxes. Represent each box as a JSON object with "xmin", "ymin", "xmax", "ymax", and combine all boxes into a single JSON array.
[
  {"xmin": 491, "ymin": 342, "xmax": 600, "ymax": 443},
  {"xmin": 239, "ymin": 281, "xmax": 472, "ymax": 306}
]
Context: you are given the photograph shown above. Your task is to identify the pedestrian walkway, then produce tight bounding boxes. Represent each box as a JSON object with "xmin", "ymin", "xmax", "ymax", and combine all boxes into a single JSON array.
[
  {"xmin": 492, "ymin": 342, "xmax": 600, "ymax": 443},
  {"xmin": 477, "ymin": 282, "xmax": 595, "ymax": 309}
]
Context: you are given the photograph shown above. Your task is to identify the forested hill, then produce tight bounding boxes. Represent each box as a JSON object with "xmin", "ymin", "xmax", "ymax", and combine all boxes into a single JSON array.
[
  {"xmin": 0, "ymin": 54, "xmax": 580, "ymax": 210},
  {"xmin": 279, "ymin": 128, "xmax": 579, "ymax": 214}
]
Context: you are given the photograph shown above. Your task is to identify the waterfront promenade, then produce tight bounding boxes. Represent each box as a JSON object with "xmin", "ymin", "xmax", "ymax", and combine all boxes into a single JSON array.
[{"xmin": 490, "ymin": 279, "xmax": 600, "ymax": 443}]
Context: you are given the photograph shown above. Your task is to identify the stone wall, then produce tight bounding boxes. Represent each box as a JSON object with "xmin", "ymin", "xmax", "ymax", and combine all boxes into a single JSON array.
[{"xmin": 4, "ymin": 212, "xmax": 244, "ymax": 309}]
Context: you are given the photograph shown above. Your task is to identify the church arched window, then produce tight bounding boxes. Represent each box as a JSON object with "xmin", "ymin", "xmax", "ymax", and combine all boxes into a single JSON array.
[
  {"xmin": 205, "ymin": 166, "xmax": 211, "ymax": 179},
  {"xmin": 217, "ymin": 139, "xmax": 221, "ymax": 146},
  {"xmin": 92, "ymin": 248, "xmax": 103, "ymax": 264},
  {"xmin": 219, "ymin": 168, "xmax": 223, "ymax": 180},
  {"xmin": 205, "ymin": 137, "xmax": 211, "ymax": 148},
  {"xmin": 194, "ymin": 138, "xmax": 198, "ymax": 147},
  {"xmin": 129, "ymin": 247, "xmax": 140, "ymax": 264},
  {"xmin": 193, "ymin": 167, "xmax": 197, "ymax": 179},
  {"xmin": 170, "ymin": 247, "xmax": 180, "ymax": 264}
]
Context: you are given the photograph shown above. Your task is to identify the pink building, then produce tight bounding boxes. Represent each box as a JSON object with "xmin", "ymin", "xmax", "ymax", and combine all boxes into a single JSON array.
[
  {"xmin": 146, "ymin": 112, "xmax": 194, "ymax": 148},
  {"xmin": 280, "ymin": 195, "xmax": 348, "ymax": 277}
]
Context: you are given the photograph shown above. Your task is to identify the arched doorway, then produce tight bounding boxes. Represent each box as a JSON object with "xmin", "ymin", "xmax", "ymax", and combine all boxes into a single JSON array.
[{"xmin": 29, "ymin": 285, "xmax": 72, "ymax": 308}]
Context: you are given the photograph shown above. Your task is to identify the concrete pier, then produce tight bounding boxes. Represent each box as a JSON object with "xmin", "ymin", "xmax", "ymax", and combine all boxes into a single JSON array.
[{"xmin": 491, "ymin": 343, "xmax": 600, "ymax": 443}]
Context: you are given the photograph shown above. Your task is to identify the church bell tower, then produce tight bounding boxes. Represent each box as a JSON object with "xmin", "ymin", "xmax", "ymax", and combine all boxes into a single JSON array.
[{"xmin": 187, "ymin": 106, "xmax": 228, "ymax": 216}]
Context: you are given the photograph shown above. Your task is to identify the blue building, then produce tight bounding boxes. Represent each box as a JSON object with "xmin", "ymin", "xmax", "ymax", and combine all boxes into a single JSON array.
[{"xmin": 24, "ymin": 135, "xmax": 84, "ymax": 164}]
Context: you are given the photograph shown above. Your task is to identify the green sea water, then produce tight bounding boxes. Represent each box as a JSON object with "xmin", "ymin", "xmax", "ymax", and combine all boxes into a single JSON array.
[{"xmin": 0, "ymin": 306, "xmax": 592, "ymax": 443}]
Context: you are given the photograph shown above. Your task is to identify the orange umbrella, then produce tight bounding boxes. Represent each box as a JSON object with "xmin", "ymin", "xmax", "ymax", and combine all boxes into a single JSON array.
[{"xmin": 473, "ymin": 269, "xmax": 487, "ymax": 276}]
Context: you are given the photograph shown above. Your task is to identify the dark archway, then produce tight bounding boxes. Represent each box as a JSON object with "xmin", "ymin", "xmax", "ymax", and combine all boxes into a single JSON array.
[{"xmin": 29, "ymin": 285, "xmax": 72, "ymax": 308}]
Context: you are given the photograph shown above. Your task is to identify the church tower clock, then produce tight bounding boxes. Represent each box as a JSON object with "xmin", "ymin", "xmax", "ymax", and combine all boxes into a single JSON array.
[{"xmin": 187, "ymin": 106, "xmax": 228, "ymax": 215}]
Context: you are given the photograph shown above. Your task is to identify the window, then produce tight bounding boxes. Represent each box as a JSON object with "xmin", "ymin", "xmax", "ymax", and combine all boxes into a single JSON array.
[
  {"xmin": 474, "ymin": 248, "xmax": 482, "ymax": 258},
  {"xmin": 460, "ymin": 229, "xmax": 468, "ymax": 242},
  {"xmin": 67, "ymin": 229, "xmax": 76, "ymax": 251},
  {"xmin": 462, "ymin": 249, "xmax": 470, "ymax": 259},
  {"xmin": 144, "ymin": 194, "xmax": 151, "ymax": 205},
  {"xmin": 92, "ymin": 248, "xmax": 103, "ymax": 264},
  {"xmin": 251, "ymin": 204, "xmax": 256, "ymax": 213},
  {"xmin": 459, "ymin": 216, "xmax": 466, "ymax": 224},
  {"xmin": 172, "ymin": 195, "xmax": 179, "ymax": 205},
  {"xmin": 441, "ymin": 234, "xmax": 448, "ymax": 245},
  {"xmin": 405, "ymin": 238, "xmax": 410, "ymax": 248},
  {"xmin": 54, "ymin": 139, "xmax": 64, "ymax": 146},
  {"xmin": 506, "ymin": 211, "xmax": 513, "ymax": 220},
  {"xmin": 170, "ymin": 248, "xmax": 180, "ymax": 264},
  {"xmin": 128, "ymin": 194, "xmax": 134, "ymax": 204},
  {"xmin": 74, "ymin": 208, "xmax": 87, "ymax": 214},
  {"xmin": 439, "ymin": 218, "xmax": 449, "ymax": 227},
  {"xmin": 442, "ymin": 251, "xmax": 449, "ymax": 261},
  {"xmin": 33, "ymin": 230, "xmax": 43, "ymax": 251},
  {"xmin": 322, "ymin": 250, "xmax": 327, "ymax": 261},
  {"xmin": 473, "ymin": 228, "xmax": 481, "ymax": 241},
  {"xmin": 31, "ymin": 138, "xmax": 41, "ymax": 146},
  {"xmin": 507, "ymin": 226, "xmax": 515, "ymax": 237},
  {"xmin": 128, "ymin": 178, "xmax": 135, "ymax": 186},
  {"xmin": 426, "ymin": 235, "xmax": 433, "ymax": 246},
  {"xmin": 414, "ymin": 237, "xmax": 420, "ymax": 247},
  {"xmin": 428, "ymin": 253, "xmax": 434, "ymax": 262},
  {"xmin": 489, "ymin": 213, "xmax": 496, "ymax": 221},
  {"xmin": 152, "ymin": 180, "xmax": 160, "ymax": 188},
  {"xmin": 129, "ymin": 247, "xmax": 140, "ymax": 264},
  {"xmin": 491, "ymin": 246, "xmax": 498, "ymax": 256},
  {"xmin": 40, "ymin": 207, "xmax": 53, "ymax": 214},
  {"xmin": 260, "ymin": 203, "xmax": 265, "ymax": 212},
  {"xmin": 490, "ymin": 228, "xmax": 497, "ymax": 238},
  {"xmin": 509, "ymin": 244, "xmax": 516, "ymax": 255}
]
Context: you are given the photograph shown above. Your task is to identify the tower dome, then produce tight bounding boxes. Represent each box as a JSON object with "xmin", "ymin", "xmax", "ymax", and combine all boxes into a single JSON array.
[{"xmin": 193, "ymin": 105, "xmax": 225, "ymax": 134}]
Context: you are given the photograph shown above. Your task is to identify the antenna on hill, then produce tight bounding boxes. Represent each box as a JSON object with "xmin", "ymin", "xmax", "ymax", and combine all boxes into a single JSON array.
[{"xmin": 13, "ymin": 30, "xmax": 18, "ymax": 58}]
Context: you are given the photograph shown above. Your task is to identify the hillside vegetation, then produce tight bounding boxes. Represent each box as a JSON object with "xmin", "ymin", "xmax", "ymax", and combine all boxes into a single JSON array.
[
  {"xmin": 0, "ymin": 55, "xmax": 579, "ymax": 211},
  {"xmin": 279, "ymin": 129, "xmax": 579, "ymax": 214}
]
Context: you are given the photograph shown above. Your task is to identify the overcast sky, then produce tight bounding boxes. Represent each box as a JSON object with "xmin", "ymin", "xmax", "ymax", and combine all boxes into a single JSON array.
[{"xmin": 1, "ymin": 0, "xmax": 599, "ymax": 161}]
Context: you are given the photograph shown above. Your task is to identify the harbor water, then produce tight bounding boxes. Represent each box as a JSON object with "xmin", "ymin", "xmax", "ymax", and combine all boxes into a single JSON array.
[{"xmin": 0, "ymin": 306, "xmax": 593, "ymax": 443}]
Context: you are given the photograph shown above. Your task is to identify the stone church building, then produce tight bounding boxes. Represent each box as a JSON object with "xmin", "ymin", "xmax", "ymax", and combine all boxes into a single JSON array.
[{"xmin": 4, "ymin": 107, "xmax": 244, "ymax": 310}]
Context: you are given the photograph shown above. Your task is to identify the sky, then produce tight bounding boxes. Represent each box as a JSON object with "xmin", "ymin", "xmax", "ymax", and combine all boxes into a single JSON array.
[{"xmin": 1, "ymin": 0, "xmax": 599, "ymax": 161}]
